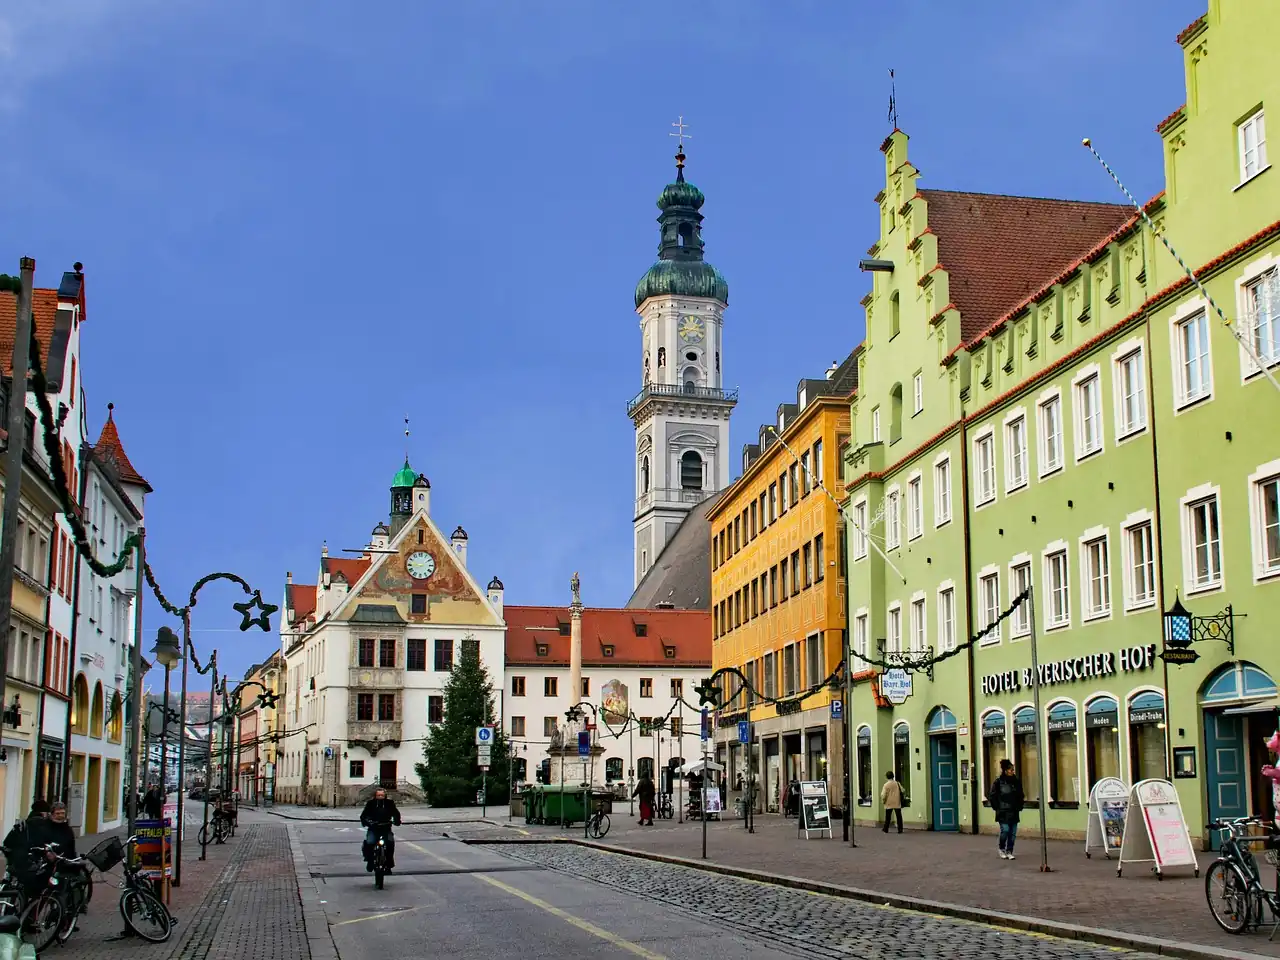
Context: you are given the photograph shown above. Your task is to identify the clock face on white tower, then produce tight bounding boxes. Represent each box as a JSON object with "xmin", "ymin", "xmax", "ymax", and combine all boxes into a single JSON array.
[
  {"xmin": 678, "ymin": 315, "xmax": 704, "ymax": 343},
  {"xmin": 406, "ymin": 551, "xmax": 436, "ymax": 580}
]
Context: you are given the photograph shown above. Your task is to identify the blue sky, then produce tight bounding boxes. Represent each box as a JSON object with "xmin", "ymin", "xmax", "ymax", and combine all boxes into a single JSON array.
[{"xmin": 0, "ymin": 0, "xmax": 1204, "ymax": 681}]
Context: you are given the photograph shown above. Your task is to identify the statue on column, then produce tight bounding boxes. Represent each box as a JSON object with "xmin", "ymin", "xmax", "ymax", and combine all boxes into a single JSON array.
[{"xmin": 570, "ymin": 571, "xmax": 581, "ymax": 606}]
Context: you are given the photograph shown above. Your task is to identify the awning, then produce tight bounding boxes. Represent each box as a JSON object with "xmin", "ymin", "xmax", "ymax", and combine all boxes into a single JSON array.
[
  {"xmin": 1221, "ymin": 697, "xmax": 1280, "ymax": 716},
  {"xmin": 678, "ymin": 759, "xmax": 725, "ymax": 775}
]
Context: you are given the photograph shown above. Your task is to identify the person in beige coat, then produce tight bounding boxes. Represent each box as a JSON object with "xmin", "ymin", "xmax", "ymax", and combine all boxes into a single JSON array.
[{"xmin": 880, "ymin": 771, "xmax": 904, "ymax": 833}]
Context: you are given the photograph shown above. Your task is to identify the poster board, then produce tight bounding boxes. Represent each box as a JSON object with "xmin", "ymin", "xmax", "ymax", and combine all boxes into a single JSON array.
[
  {"xmin": 1084, "ymin": 777, "xmax": 1128, "ymax": 860},
  {"xmin": 1117, "ymin": 779, "xmax": 1199, "ymax": 879},
  {"xmin": 163, "ymin": 800, "xmax": 184, "ymax": 841},
  {"xmin": 702, "ymin": 788, "xmax": 722, "ymax": 819},
  {"xmin": 798, "ymin": 781, "xmax": 832, "ymax": 839},
  {"xmin": 133, "ymin": 818, "xmax": 173, "ymax": 880}
]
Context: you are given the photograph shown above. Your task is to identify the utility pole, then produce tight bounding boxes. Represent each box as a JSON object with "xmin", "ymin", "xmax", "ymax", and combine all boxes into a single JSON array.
[
  {"xmin": 125, "ymin": 528, "xmax": 147, "ymax": 841},
  {"xmin": 0, "ymin": 259, "xmax": 36, "ymax": 774}
]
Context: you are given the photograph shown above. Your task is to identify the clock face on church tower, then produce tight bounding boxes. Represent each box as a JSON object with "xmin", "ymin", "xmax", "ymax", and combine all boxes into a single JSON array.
[
  {"xmin": 678, "ymin": 315, "xmax": 704, "ymax": 343},
  {"xmin": 406, "ymin": 551, "xmax": 436, "ymax": 580}
]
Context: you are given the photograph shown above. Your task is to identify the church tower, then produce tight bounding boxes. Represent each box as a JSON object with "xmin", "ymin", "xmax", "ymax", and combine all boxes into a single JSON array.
[{"xmin": 629, "ymin": 140, "xmax": 736, "ymax": 587}]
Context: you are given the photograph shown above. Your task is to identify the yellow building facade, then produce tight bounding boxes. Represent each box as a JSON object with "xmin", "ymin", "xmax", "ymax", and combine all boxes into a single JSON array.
[{"xmin": 710, "ymin": 354, "xmax": 856, "ymax": 812}]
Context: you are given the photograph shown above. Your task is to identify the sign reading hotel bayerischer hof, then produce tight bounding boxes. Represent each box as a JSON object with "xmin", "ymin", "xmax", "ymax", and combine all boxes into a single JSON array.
[{"xmin": 980, "ymin": 644, "xmax": 1158, "ymax": 697}]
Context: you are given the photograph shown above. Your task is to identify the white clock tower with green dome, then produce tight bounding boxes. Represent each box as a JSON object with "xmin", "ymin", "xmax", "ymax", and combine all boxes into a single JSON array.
[{"xmin": 629, "ymin": 143, "xmax": 736, "ymax": 587}]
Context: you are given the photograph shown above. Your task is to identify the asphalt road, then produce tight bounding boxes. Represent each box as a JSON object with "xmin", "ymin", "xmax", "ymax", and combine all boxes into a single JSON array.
[
  {"xmin": 297, "ymin": 821, "xmax": 807, "ymax": 959},
  {"xmin": 296, "ymin": 822, "xmax": 1170, "ymax": 960}
]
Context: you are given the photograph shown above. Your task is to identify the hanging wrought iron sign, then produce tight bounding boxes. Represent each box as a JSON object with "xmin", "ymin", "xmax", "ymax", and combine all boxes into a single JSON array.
[{"xmin": 1161, "ymin": 594, "xmax": 1240, "ymax": 665}]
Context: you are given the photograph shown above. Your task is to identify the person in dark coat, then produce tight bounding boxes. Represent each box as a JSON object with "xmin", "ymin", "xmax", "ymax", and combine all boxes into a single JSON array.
[
  {"xmin": 359, "ymin": 788, "xmax": 402, "ymax": 871},
  {"xmin": 143, "ymin": 784, "xmax": 164, "ymax": 820},
  {"xmin": 2, "ymin": 801, "xmax": 52, "ymax": 896},
  {"xmin": 633, "ymin": 775, "xmax": 656, "ymax": 825},
  {"xmin": 987, "ymin": 758, "xmax": 1025, "ymax": 860}
]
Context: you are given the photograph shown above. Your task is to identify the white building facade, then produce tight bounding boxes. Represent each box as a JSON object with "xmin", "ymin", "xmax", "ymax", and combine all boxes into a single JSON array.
[
  {"xmin": 502, "ymin": 601, "xmax": 711, "ymax": 795},
  {"xmin": 276, "ymin": 459, "xmax": 506, "ymax": 806}
]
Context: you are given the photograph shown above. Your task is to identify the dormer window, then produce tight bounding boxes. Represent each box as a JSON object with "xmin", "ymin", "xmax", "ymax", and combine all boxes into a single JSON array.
[
  {"xmin": 634, "ymin": 622, "xmax": 648, "ymax": 637},
  {"xmin": 536, "ymin": 644, "xmax": 549, "ymax": 657},
  {"xmin": 557, "ymin": 622, "xmax": 570, "ymax": 636},
  {"xmin": 663, "ymin": 646, "xmax": 676, "ymax": 659}
]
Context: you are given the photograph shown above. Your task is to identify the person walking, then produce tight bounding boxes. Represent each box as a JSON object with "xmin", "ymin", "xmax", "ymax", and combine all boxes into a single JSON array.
[
  {"xmin": 633, "ymin": 774, "xmax": 656, "ymax": 825},
  {"xmin": 880, "ymin": 771, "xmax": 903, "ymax": 833},
  {"xmin": 143, "ymin": 783, "xmax": 164, "ymax": 821},
  {"xmin": 988, "ymin": 758, "xmax": 1025, "ymax": 860}
]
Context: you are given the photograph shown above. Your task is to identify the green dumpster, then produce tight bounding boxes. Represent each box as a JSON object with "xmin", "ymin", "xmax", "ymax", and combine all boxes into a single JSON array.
[
  {"xmin": 541, "ymin": 785, "xmax": 587, "ymax": 826},
  {"xmin": 522, "ymin": 785, "xmax": 538, "ymax": 824}
]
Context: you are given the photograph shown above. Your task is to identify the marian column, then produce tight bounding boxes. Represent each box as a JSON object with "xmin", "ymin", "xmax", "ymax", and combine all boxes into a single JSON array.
[{"xmin": 569, "ymin": 572, "xmax": 583, "ymax": 706}]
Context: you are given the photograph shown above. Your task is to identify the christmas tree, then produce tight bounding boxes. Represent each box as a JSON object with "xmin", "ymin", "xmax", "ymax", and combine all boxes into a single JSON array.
[{"xmin": 417, "ymin": 635, "xmax": 510, "ymax": 806}]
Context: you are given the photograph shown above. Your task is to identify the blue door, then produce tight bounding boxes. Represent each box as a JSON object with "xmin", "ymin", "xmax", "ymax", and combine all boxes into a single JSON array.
[
  {"xmin": 929, "ymin": 734, "xmax": 958, "ymax": 832},
  {"xmin": 1204, "ymin": 711, "xmax": 1247, "ymax": 851}
]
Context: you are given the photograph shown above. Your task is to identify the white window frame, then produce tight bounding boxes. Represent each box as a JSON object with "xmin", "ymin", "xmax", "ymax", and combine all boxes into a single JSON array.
[
  {"xmin": 853, "ymin": 608, "xmax": 870, "ymax": 666},
  {"xmin": 1247, "ymin": 459, "xmax": 1280, "ymax": 583},
  {"xmin": 1120, "ymin": 510, "xmax": 1158, "ymax": 612},
  {"xmin": 871, "ymin": 406, "xmax": 882, "ymax": 442},
  {"xmin": 1170, "ymin": 297, "xmax": 1214, "ymax": 411},
  {"xmin": 1236, "ymin": 253, "xmax": 1280, "ymax": 380},
  {"xmin": 1110, "ymin": 337, "xmax": 1148, "ymax": 441},
  {"xmin": 1181, "ymin": 483, "xmax": 1225, "ymax": 595},
  {"xmin": 1008, "ymin": 554, "xmax": 1032, "ymax": 639},
  {"xmin": 933, "ymin": 453, "xmax": 952, "ymax": 527},
  {"xmin": 1003, "ymin": 407, "xmax": 1029, "ymax": 493},
  {"xmin": 1079, "ymin": 527, "xmax": 1112, "ymax": 623},
  {"xmin": 977, "ymin": 565, "xmax": 1001, "ymax": 646},
  {"xmin": 973, "ymin": 427, "xmax": 996, "ymax": 507},
  {"xmin": 1072, "ymin": 363, "xmax": 1105, "ymax": 461},
  {"xmin": 1238, "ymin": 108, "xmax": 1269, "ymax": 185},
  {"xmin": 852, "ymin": 498, "xmax": 869, "ymax": 560},
  {"xmin": 885, "ymin": 485, "xmax": 902, "ymax": 550},
  {"xmin": 906, "ymin": 471, "xmax": 923, "ymax": 542},
  {"xmin": 936, "ymin": 581, "xmax": 956, "ymax": 652},
  {"xmin": 912, "ymin": 372, "xmax": 923, "ymax": 415},
  {"xmin": 1042, "ymin": 541, "xmax": 1071, "ymax": 631},
  {"xmin": 909, "ymin": 591, "xmax": 927, "ymax": 653},
  {"xmin": 1037, "ymin": 387, "xmax": 1064, "ymax": 478},
  {"xmin": 887, "ymin": 602, "xmax": 902, "ymax": 654}
]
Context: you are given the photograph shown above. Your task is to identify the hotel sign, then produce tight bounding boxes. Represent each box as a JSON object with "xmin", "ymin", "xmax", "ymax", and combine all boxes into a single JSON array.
[{"xmin": 980, "ymin": 644, "xmax": 1157, "ymax": 698}]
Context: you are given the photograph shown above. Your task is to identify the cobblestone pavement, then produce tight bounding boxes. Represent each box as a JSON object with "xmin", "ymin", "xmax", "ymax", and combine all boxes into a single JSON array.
[
  {"xmin": 265, "ymin": 803, "xmax": 486, "ymax": 823},
  {"xmin": 485, "ymin": 842, "xmax": 1171, "ymax": 960},
  {"xmin": 438, "ymin": 815, "xmax": 1280, "ymax": 958}
]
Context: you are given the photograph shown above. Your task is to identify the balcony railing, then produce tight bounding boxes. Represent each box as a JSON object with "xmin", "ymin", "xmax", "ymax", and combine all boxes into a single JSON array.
[
  {"xmin": 348, "ymin": 667, "xmax": 404, "ymax": 689},
  {"xmin": 635, "ymin": 486, "xmax": 718, "ymax": 515},
  {"xmin": 627, "ymin": 382, "xmax": 739, "ymax": 416},
  {"xmin": 348, "ymin": 720, "xmax": 402, "ymax": 742}
]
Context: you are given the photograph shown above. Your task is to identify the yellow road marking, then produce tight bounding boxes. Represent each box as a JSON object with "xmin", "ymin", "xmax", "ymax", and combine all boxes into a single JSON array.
[
  {"xmin": 332, "ymin": 907, "xmax": 422, "ymax": 927},
  {"xmin": 404, "ymin": 841, "xmax": 666, "ymax": 960}
]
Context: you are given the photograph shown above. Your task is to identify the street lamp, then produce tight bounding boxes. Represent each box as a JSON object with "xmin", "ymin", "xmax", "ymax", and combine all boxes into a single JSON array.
[
  {"xmin": 151, "ymin": 626, "xmax": 184, "ymax": 816},
  {"xmin": 566, "ymin": 701, "xmax": 598, "ymax": 839}
]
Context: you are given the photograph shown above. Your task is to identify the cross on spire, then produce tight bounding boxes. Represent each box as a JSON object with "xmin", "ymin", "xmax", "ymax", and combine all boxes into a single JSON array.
[{"xmin": 669, "ymin": 115, "xmax": 692, "ymax": 150}]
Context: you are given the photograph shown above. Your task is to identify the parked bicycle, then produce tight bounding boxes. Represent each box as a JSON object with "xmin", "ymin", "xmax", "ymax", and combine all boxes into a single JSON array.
[
  {"xmin": 198, "ymin": 814, "xmax": 232, "ymax": 847},
  {"xmin": 656, "ymin": 794, "xmax": 674, "ymax": 820},
  {"xmin": 587, "ymin": 807, "xmax": 610, "ymax": 839},
  {"xmin": 1205, "ymin": 816, "xmax": 1279, "ymax": 940}
]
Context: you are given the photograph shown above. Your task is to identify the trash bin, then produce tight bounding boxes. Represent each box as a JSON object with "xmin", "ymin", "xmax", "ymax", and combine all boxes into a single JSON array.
[
  {"xmin": 523, "ymin": 785, "xmax": 539, "ymax": 824},
  {"xmin": 541, "ymin": 785, "xmax": 587, "ymax": 826}
]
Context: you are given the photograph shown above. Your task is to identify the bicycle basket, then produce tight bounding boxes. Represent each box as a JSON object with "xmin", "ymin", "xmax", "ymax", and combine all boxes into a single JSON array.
[{"xmin": 87, "ymin": 836, "xmax": 125, "ymax": 872}]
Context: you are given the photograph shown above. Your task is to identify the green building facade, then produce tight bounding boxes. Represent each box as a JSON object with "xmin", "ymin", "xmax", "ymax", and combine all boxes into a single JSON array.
[{"xmin": 844, "ymin": 2, "xmax": 1279, "ymax": 846}]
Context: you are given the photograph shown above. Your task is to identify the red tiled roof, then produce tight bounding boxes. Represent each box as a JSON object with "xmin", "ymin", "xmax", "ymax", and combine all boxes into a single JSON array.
[
  {"xmin": 1176, "ymin": 14, "xmax": 1207, "ymax": 45},
  {"xmin": 921, "ymin": 190, "xmax": 1132, "ymax": 343},
  {"xmin": 1157, "ymin": 105, "xmax": 1186, "ymax": 134},
  {"xmin": 504, "ymin": 605, "xmax": 711, "ymax": 667},
  {"xmin": 93, "ymin": 403, "xmax": 151, "ymax": 492},
  {"xmin": 0, "ymin": 289, "xmax": 60, "ymax": 376},
  {"xmin": 288, "ymin": 583, "xmax": 317, "ymax": 623},
  {"xmin": 324, "ymin": 557, "xmax": 369, "ymax": 585}
]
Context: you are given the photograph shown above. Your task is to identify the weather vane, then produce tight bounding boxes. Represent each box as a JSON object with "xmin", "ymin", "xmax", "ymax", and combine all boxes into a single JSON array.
[
  {"xmin": 404, "ymin": 416, "xmax": 410, "ymax": 458},
  {"xmin": 888, "ymin": 68, "xmax": 898, "ymax": 128},
  {"xmin": 670, "ymin": 115, "xmax": 692, "ymax": 151}
]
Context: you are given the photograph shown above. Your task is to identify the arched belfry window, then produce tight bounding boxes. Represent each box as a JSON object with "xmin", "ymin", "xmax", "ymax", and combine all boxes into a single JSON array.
[
  {"xmin": 680, "ymin": 451, "xmax": 704, "ymax": 490},
  {"xmin": 641, "ymin": 456, "xmax": 650, "ymax": 493}
]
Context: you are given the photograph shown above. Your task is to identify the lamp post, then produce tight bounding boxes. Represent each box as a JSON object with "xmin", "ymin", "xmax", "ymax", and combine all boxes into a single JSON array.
[
  {"xmin": 566, "ymin": 701, "xmax": 598, "ymax": 839},
  {"xmin": 152, "ymin": 627, "xmax": 183, "ymax": 813}
]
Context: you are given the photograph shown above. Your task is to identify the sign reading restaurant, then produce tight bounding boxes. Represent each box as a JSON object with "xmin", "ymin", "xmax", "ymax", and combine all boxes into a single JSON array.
[{"xmin": 980, "ymin": 644, "xmax": 1158, "ymax": 697}]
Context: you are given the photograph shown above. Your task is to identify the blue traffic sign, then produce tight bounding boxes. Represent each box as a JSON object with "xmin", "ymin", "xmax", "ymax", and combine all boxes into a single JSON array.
[
  {"xmin": 577, "ymin": 730, "xmax": 591, "ymax": 757},
  {"xmin": 830, "ymin": 699, "xmax": 844, "ymax": 720},
  {"xmin": 737, "ymin": 720, "xmax": 750, "ymax": 744}
]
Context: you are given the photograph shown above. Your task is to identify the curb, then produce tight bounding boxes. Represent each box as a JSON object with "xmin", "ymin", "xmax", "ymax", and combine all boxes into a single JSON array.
[
  {"xmin": 286, "ymin": 822, "xmax": 341, "ymax": 960},
  {"xmin": 265, "ymin": 808, "xmax": 489, "ymax": 825},
  {"xmin": 466, "ymin": 836, "xmax": 1271, "ymax": 960}
]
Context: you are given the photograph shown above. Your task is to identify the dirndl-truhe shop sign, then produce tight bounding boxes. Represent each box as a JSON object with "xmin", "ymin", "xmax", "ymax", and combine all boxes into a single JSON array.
[
  {"xmin": 798, "ymin": 781, "xmax": 832, "ymax": 839},
  {"xmin": 1084, "ymin": 777, "xmax": 1128, "ymax": 859},
  {"xmin": 1118, "ymin": 779, "xmax": 1199, "ymax": 879}
]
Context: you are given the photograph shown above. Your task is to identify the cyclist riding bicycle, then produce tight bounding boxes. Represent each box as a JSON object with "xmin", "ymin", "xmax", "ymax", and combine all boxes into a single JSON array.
[{"xmin": 360, "ymin": 788, "xmax": 401, "ymax": 873}]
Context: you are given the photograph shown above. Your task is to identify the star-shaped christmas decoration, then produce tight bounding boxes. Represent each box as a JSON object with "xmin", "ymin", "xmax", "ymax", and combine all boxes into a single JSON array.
[
  {"xmin": 694, "ymin": 676, "xmax": 720, "ymax": 707},
  {"xmin": 256, "ymin": 690, "xmax": 280, "ymax": 710},
  {"xmin": 234, "ymin": 590, "xmax": 279, "ymax": 632}
]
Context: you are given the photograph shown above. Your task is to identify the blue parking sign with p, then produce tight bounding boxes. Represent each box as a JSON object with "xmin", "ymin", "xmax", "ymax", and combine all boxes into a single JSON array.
[
  {"xmin": 830, "ymin": 699, "xmax": 843, "ymax": 720},
  {"xmin": 737, "ymin": 720, "xmax": 750, "ymax": 744}
]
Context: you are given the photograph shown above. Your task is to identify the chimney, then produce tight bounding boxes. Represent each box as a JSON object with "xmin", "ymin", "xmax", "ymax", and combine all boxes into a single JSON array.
[
  {"xmin": 826, "ymin": 360, "xmax": 838, "ymax": 380},
  {"xmin": 451, "ymin": 526, "xmax": 469, "ymax": 567},
  {"xmin": 487, "ymin": 576, "xmax": 504, "ymax": 617},
  {"xmin": 286, "ymin": 571, "xmax": 293, "ymax": 585}
]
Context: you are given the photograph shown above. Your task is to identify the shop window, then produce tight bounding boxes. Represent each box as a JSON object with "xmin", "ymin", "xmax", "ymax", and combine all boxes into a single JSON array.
[
  {"xmin": 892, "ymin": 723, "xmax": 911, "ymax": 807},
  {"xmin": 806, "ymin": 731, "xmax": 826, "ymax": 783},
  {"xmin": 1046, "ymin": 701, "xmax": 1080, "ymax": 807},
  {"xmin": 1084, "ymin": 696, "xmax": 1121, "ymax": 789},
  {"xmin": 981, "ymin": 711, "xmax": 1007, "ymax": 799},
  {"xmin": 856, "ymin": 726, "xmax": 872, "ymax": 805},
  {"xmin": 1013, "ymin": 706, "xmax": 1040, "ymax": 803},
  {"xmin": 605, "ymin": 758, "xmax": 623, "ymax": 782},
  {"xmin": 1128, "ymin": 691, "xmax": 1168, "ymax": 782}
]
